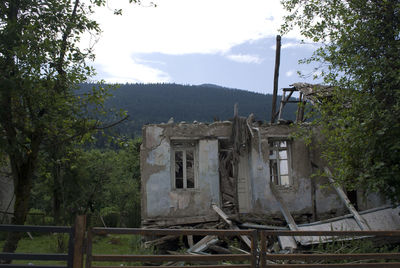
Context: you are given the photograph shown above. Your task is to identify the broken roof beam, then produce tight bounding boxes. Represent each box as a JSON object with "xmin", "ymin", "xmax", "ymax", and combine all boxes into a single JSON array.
[
  {"xmin": 187, "ymin": 235, "xmax": 219, "ymax": 253},
  {"xmin": 270, "ymin": 184, "xmax": 299, "ymax": 231},
  {"xmin": 270, "ymin": 183, "xmax": 298, "ymax": 249},
  {"xmin": 324, "ymin": 167, "xmax": 371, "ymax": 231},
  {"xmin": 211, "ymin": 203, "xmax": 252, "ymax": 249}
]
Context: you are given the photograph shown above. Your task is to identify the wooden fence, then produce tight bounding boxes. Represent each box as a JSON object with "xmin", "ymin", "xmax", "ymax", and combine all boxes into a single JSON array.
[
  {"xmin": 86, "ymin": 227, "xmax": 258, "ymax": 268},
  {"xmin": 0, "ymin": 216, "xmax": 85, "ymax": 268},
  {"xmin": 2, "ymin": 217, "xmax": 400, "ymax": 268},
  {"xmin": 260, "ymin": 230, "xmax": 400, "ymax": 268}
]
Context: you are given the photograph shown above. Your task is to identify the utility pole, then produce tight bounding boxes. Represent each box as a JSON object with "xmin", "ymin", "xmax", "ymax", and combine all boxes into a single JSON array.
[{"xmin": 270, "ymin": 35, "xmax": 281, "ymax": 123}]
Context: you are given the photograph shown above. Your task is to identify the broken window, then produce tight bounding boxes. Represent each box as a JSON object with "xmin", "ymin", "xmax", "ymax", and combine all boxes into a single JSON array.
[
  {"xmin": 172, "ymin": 141, "xmax": 197, "ymax": 189},
  {"xmin": 269, "ymin": 139, "xmax": 291, "ymax": 186}
]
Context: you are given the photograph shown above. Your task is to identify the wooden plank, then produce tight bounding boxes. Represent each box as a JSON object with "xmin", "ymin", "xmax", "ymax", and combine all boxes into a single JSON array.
[
  {"xmin": 266, "ymin": 252, "xmax": 400, "ymax": 261},
  {"xmin": 270, "ymin": 184, "xmax": 299, "ymax": 231},
  {"xmin": 240, "ymin": 222, "xmax": 289, "ymax": 230},
  {"xmin": 237, "ymin": 154, "xmax": 251, "ymax": 213},
  {"xmin": 92, "ymin": 227, "xmax": 253, "ymax": 236},
  {"xmin": 0, "ymin": 253, "xmax": 68, "ymax": 261},
  {"xmin": 0, "ymin": 224, "xmax": 70, "ymax": 232},
  {"xmin": 91, "ymin": 265, "xmax": 251, "ymax": 268},
  {"xmin": 212, "ymin": 204, "xmax": 252, "ymax": 249},
  {"xmin": 73, "ymin": 215, "xmax": 86, "ymax": 268},
  {"xmin": 92, "ymin": 253, "xmax": 251, "ymax": 262},
  {"xmin": 144, "ymin": 235, "xmax": 177, "ymax": 248},
  {"xmin": 269, "ymin": 184, "xmax": 298, "ymax": 249},
  {"xmin": 143, "ymin": 215, "xmax": 219, "ymax": 227},
  {"xmin": 187, "ymin": 235, "xmax": 194, "ymax": 248},
  {"xmin": 212, "ymin": 204, "xmax": 233, "ymax": 225},
  {"xmin": 187, "ymin": 235, "xmax": 218, "ymax": 253},
  {"xmin": 262, "ymin": 263, "xmax": 400, "ymax": 268},
  {"xmin": 324, "ymin": 167, "xmax": 371, "ymax": 230},
  {"xmin": 0, "ymin": 265, "xmax": 66, "ymax": 268}
]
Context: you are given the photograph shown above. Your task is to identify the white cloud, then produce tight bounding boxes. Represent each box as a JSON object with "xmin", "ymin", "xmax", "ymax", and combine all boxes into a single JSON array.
[
  {"xmin": 82, "ymin": 0, "xmax": 307, "ymax": 83},
  {"xmin": 285, "ymin": 70, "xmax": 294, "ymax": 77},
  {"xmin": 91, "ymin": 0, "xmax": 291, "ymax": 55},
  {"xmin": 94, "ymin": 50, "xmax": 171, "ymax": 83},
  {"xmin": 270, "ymin": 42, "xmax": 318, "ymax": 50},
  {"xmin": 226, "ymin": 54, "xmax": 263, "ymax": 64}
]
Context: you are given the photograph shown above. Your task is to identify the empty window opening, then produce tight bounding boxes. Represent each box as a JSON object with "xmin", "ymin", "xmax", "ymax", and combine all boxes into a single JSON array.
[
  {"xmin": 269, "ymin": 140, "xmax": 291, "ymax": 186},
  {"xmin": 173, "ymin": 141, "xmax": 196, "ymax": 189}
]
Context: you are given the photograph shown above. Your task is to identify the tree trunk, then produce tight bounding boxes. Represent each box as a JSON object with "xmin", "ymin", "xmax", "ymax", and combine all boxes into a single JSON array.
[
  {"xmin": 53, "ymin": 159, "xmax": 63, "ymax": 226},
  {"xmin": 1, "ymin": 141, "xmax": 40, "ymax": 262}
]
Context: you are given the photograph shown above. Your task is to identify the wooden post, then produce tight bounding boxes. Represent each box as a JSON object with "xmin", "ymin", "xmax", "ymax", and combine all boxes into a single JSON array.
[
  {"xmin": 85, "ymin": 228, "xmax": 93, "ymax": 268},
  {"xmin": 73, "ymin": 215, "xmax": 86, "ymax": 268},
  {"xmin": 234, "ymin": 103, "xmax": 238, "ymax": 118},
  {"xmin": 250, "ymin": 229, "xmax": 258, "ymax": 268},
  {"xmin": 233, "ymin": 103, "xmax": 240, "ymax": 214},
  {"xmin": 271, "ymin": 35, "xmax": 281, "ymax": 123},
  {"xmin": 260, "ymin": 231, "xmax": 267, "ymax": 268}
]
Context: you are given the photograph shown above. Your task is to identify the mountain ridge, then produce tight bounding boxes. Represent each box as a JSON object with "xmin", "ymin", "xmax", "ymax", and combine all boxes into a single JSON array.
[{"xmin": 79, "ymin": 83, "xmax": 298, "ymax": 137}]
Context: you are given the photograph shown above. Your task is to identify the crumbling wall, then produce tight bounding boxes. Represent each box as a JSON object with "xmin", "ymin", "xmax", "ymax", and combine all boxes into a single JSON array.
[
  {"xmin": 141, "ymin": 120, "xmax": 389, "ymax": 226},
  {"xmin": 246, "ymin": 124, "xmax": 349, "ymax": 222},
  {"xmin": 141, "ymin": 122, "xmax": 231, "ymax": 225}
]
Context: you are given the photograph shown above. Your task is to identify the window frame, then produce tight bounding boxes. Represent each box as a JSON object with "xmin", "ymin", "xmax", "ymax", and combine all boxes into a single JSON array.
[
  {"xmin": 171, "ymin": 140, "xmax": 198, "ymax": 190},
  {"xmin": 268, "ymin": 138, "xmax": 292, "ymax": 187}
]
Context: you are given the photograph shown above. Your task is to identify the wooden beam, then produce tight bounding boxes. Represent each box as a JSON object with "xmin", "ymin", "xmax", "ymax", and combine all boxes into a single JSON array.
[
  {"xmin": 324, "ymin": 168, "xmax": 371, "ymax": 230},
  {"xmin": 271, "ymin": 35, "xmax": 281, "ymax": 123},
  {"xmin": 270, "ymin": 184, "xmax": 299, "ymax": 231},
  {"xmin": 187, "ymin": 235, "xmax": 218, "ymax": 253},
  {"xmin": 212, "ymin": 204, "xmax": 252, "ymax": 249},
  {"xmin": 187, "ymin": 235, "xmax": 194, "ymax": 248},
  {"xmin": 143, "ymin": 215, "xmax": 219, "ymax": 227},
  {"xmin": 270, "ymin": 184, "xmax": 298, "ymax": 249},
  {"xmin": 144, "ymin": 235, "xmax": 178, "ymax": 248}
]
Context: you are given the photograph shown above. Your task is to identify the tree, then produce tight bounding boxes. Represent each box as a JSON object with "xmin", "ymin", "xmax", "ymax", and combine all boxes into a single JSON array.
[
  {"xmin": 30, "ymin": 138, "xmax": 142, "ymax": 227},
  {"xmin": 281, "ymin": 0, "xmax": 400, "ymax": 203},
  {"xmin": 0, "ymin": 0, "xmax": 137, "ymax": 255}
]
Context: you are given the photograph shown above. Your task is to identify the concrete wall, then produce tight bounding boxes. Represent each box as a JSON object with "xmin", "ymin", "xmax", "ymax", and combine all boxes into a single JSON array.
[
  {"xmin": 141, "ymin": 122, "xmax": 230, "ymax": 221},
  {"xmin": 141, "ymin": 122, "xmax": 389, "ymax": 224},
  {"xmin": 247, "ymin": 125, "xmax": 346, "ymax": 221}
]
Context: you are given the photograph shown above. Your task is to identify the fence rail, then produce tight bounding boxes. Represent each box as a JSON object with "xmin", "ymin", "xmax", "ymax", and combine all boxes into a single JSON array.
[
  {"xmin": 86, "ymin": 227, "xmax": 258, "ymax": 268},
  {"xmin": 2, "ymin": 219, "xmax": 400, "ymax": 268},
  {"xmin": 260, "ymin": 230, "xmax": 400, "ymax": 268},
  {"xmin": 0, "ymin": 225, "xmax": 74, "ymax": 268}
]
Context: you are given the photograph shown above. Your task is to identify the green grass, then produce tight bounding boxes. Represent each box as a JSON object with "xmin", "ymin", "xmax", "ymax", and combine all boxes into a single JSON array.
[
  {"xmin": 0, "ymin": 233, "xmax": 69, "ymax": 266},
  {"xmin": 0, "ymin": 233, "xmax": 155, "ymax": 266}
]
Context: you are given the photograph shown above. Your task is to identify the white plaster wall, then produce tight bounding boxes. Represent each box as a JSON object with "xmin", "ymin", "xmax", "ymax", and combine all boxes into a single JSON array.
[
  {"xmin": 146, "ymin": 138, "xmax": 172, "ymax": 218},
  {"xmin": 198, "ymin": 140, "xmax": 220, "ymax": 205},
  {"xmin": 144, "ymin": 134, "xmax": 220, "ymax": 219}
]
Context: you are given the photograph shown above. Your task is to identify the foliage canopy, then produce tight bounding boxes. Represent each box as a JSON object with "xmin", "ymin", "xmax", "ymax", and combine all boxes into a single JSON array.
[
  {"xmin": 281, "ymin": 0, "xmax": 400, "ymax": 203},
  {"xmin": 0, "ymin": 0, "xmax": 137, "ymax": 254}
]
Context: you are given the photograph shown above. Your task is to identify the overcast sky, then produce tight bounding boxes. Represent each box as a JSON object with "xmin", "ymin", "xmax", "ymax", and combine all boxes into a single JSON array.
[{"xmin": 85, "ymin": 0, "xmax": 321, "ymax": 94}]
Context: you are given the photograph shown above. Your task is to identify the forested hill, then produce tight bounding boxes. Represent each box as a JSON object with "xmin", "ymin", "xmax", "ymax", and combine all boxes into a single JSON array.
[{"xmin": 79, "ymin": 83, "xmax": 297, "ymax": 137}]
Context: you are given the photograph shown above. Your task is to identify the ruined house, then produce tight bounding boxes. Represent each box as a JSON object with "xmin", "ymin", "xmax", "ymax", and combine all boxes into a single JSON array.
[{"xmin": 140, "ymin": 83, "xmax": 398, "ymax": 235}]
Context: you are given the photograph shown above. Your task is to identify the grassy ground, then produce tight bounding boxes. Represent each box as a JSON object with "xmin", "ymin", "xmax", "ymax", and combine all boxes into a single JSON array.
[{"xmin": 0, "ymin": 233, "xmax": 154, "ymax": 266}]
